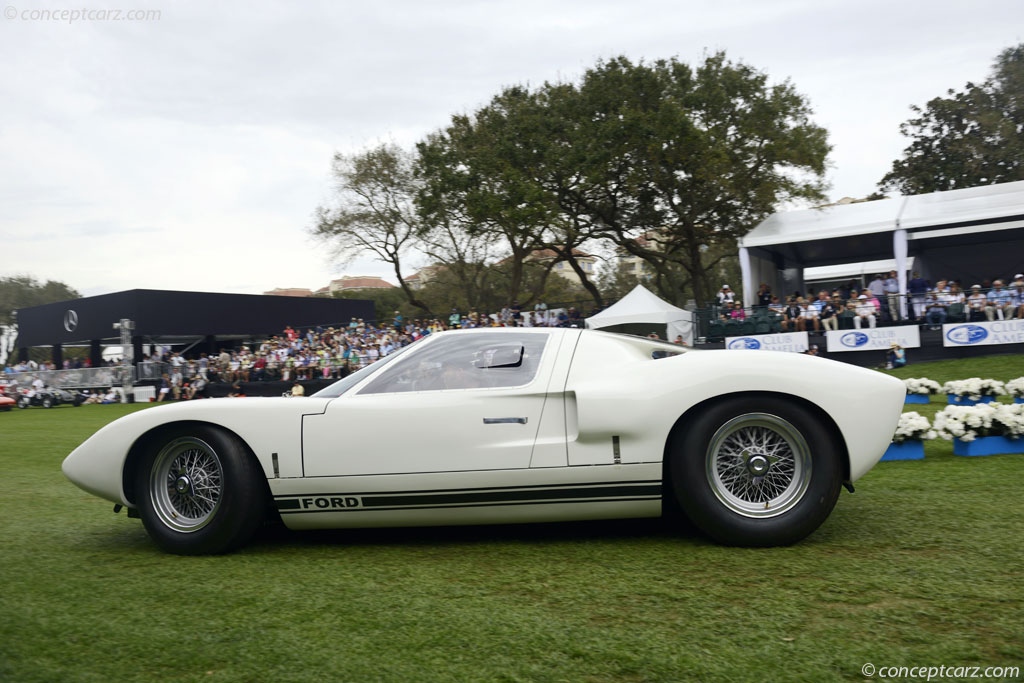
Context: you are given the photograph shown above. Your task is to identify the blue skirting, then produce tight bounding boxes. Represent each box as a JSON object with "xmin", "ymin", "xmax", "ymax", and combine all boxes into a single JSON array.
[
  {"xmin": 904, "ymin": 394, "xmax": 930, "ymax": 404},
  {"xmin": 881, "ymin": 441, "xmax": 925, "ymax": 461},
  {"xmin": 947, "ymin": 394, "xmax": 995, "ymax": 405},
  {"xmin": 1015, "ymin": 397, "xmax": 1024, "ymax": 404},
  {"xmin": 953, "ymin": 435, "xmax": 1024, "ymax": 456}
]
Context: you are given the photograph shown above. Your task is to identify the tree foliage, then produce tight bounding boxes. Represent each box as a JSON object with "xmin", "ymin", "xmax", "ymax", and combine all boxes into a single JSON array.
[
  {"xmin": 414, "ymin": 53, "xmax": 829, "ymax": 307},
  {"xmin": 0, "ymin": 275, "xmax": 80, "ymax": 325},
  {"xmin": 312, "ymin": 144, "xmax": 430, "ymax": 312},
  {"xmin": 879, "ymin": 44, "xmax": 1024, "ymax": 194}
]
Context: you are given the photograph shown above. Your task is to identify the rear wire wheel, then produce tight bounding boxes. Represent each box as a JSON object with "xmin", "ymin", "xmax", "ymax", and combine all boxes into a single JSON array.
[
  {"xmin": 135, "ymin": 425, "xmax": 267, "ymax": 555},
  {"xmin": 669, "ymin": 396, "xmax": 843, "ymax": 546}
]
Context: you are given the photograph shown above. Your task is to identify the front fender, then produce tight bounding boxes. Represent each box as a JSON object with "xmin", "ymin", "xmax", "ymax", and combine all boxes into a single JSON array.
[{"xmin": 62, "ymin": 397, "xmax": 332, "ymax": 505}]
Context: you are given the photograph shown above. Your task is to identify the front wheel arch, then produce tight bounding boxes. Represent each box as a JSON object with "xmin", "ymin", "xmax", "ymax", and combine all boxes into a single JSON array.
[{"xmin": 122, "ymin": 420, "xmax": 269, "ymax": 507}]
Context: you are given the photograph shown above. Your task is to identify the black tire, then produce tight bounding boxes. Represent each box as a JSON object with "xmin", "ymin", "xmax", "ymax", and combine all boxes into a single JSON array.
[
  {"xmin": 668, "ymin": 396, "xmax": 842, "ymax": 547},
  {"xmin": 134, "ymin": 424, "xmax": 267, "ymax": 555},
  {"xmin": 18, "ymin": 397, "xmax": 29, "ymax": 409},
  {"xmin": 72, "ymin": 396, "xmax": 83, "ymax": 407},
  {"xmin": 41, "ymin": 396, "xmax": 53, "ymax": 408}
]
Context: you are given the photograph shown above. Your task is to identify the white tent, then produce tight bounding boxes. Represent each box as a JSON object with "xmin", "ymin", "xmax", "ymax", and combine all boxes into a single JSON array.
[{"xmin": 586, "ymin": 284, "xmax": 694, "ymax": 344}]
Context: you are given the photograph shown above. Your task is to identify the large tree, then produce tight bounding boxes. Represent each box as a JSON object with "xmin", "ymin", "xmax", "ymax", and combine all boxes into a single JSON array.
[
  {"xmin": 312, "ymin": 143, "xmax": 430, "ymax": 312},
  {"xmin": 577, "ymin": 54, "xmax": 829, "ymax": 306},
  {"xmin": 879, "ymin": 44, "xmax": 1024, "ymax": 194},
  {"xmin": 416, "ymin": 53, "xmax": 830, "ymax": 307},
  {"xmin": 0, "ymin": 275, "xmax": 80, "ymax": 365}
]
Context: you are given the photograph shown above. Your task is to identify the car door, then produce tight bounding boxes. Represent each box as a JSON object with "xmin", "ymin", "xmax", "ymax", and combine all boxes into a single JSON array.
[{"xmin": 301, "ymin": 330, "xmax": 561, "ymax": 477}]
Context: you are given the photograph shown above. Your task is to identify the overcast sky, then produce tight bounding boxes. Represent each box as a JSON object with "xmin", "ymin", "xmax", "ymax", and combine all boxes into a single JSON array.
[{"xmin": 1, "ymin": 0, "xmax": 1021, "ymax": 298}]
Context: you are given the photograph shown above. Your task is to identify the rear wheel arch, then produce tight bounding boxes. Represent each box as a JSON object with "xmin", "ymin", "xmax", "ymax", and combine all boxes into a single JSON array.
[{"xmin": 662, "ymin": 391, "xmax": 850, "ymax": 501}]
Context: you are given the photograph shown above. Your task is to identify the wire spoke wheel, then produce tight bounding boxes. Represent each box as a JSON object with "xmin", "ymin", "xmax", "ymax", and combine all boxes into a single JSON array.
[
  {"xmin": 149, "ymin": 436, "xmax": 223, "ymax": 533},
  {"xmin": 705, "ymin": 413, "xmax": 812, "ymax": 518}
]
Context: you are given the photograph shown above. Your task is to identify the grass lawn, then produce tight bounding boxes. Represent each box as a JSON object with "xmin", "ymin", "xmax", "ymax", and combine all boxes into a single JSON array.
[{"xmin": 1, "ymin": 364, "xmax": 1023, "ymax": 681}]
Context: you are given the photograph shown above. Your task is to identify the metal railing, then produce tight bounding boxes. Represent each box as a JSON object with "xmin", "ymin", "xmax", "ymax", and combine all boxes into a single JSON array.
[
  {"xmin": 3, "ymin": 366, "xmax": 134, "ymax": 389},
  {"xmin": 696, "ymin": 289, "xmax": 1024, "ymax": 342}
]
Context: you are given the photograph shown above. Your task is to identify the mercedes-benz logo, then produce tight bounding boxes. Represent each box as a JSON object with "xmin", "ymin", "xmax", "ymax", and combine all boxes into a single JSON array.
[{"xmin": 63, "ymin": 309, "xmax": 79, "ymax": 332}]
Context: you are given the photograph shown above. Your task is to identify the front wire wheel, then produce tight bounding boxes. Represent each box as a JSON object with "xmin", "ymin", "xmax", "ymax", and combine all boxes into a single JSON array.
[
  {"xmin": 149, "ymin": 437, "xmax": 223, "ymax": 532},
  {"xmin": 136, "ymin": 425, "xmax": 267, "ymax": 555}
]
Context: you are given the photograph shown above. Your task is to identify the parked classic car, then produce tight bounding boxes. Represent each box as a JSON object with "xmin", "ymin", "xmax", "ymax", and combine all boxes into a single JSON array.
[{"xmin": 63, "ymin": 328, "xmax": 905, "ymax": 554}]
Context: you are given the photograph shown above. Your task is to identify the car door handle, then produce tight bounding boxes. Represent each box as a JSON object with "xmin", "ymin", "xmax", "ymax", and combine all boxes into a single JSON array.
[{"xmin": 483, "ymin": 417, "xmax": 528, "ymax": 424}]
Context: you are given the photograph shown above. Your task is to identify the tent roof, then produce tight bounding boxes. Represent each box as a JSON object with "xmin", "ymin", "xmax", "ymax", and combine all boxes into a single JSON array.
[
  {"xmin": 741, "ymin": 196, "xmax": 903, "ymax": 248},
  {"xmin": 586, "ymin": 285, "xmax": 690, "ymax": 329},
  {"xmin": 741, "ymin": 179, "xmax": 1024, "ymax": 250},
  {"xmin": 900, "ymin": 180, "xmax": 1024, "ymax": 231}
]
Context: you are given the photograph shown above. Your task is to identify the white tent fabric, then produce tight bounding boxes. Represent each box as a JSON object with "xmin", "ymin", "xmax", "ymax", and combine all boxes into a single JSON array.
[
  {"xmin": 741, "ymin": 180, "xmax": 1024, "ymax": 250},
  {"xmin": 738, "ymin": 179, "xmax": 1024, "ymax": 303},
  {"xmin": 586, "ymin": 284, "xmax": 694, "ymax": 344}
]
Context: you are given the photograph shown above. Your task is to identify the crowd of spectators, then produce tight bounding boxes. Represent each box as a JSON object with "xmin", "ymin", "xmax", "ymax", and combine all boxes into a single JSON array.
[
  {"xmin": 140, "ymin": 302, "xmax": 597, "ymax": 396},
  {"xmin": 714, "ymin": 271, "xmax": 1024, "ymax": 332}
]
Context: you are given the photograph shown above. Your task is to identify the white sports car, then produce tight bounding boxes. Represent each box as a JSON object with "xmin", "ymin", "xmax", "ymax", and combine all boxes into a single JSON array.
[{"xmin": 63, "ymin": 328, "xmax": 905, "ymax": 554}]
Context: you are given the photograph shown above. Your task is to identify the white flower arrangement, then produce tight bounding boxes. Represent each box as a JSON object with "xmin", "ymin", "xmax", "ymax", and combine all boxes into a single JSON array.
[
  {"xmin": 932, "ymin": 403, "xmax": 1024, "ymax": 442},
  {"xmin": 1005, "ymin": 377, "xmax": 1024, "ymax": 398},
  {"xmin": 902, "ymin": 378, "xmax": 943, "ymax": 395},
  {"xmin": 941, "ymin": 378, "xmax": 1006, "ymax": 400},
  {"xmin": 892, "ymin": 411, "xmax": 937, "ymax": 443}
]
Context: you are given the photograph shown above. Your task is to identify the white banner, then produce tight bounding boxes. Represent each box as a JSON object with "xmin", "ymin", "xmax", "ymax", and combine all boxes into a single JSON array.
[
  {"xmin": 725, "ymin": 331, "xmax": 809, "ymax": 352},
  {"xmin": 825, "ymin": 325, "xmax": 921, "ymax": 353},
  {"xmin": 943, "ymin": 320, "xmax": 1024, "ymax": 347}
]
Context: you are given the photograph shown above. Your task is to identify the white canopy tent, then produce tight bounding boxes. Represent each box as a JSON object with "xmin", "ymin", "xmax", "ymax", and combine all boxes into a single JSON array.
[
  {"xmin": 586, "ymin": 284, "xmax": 694, "ymax": 344},
  {"xmin": 738, "ymin": 180, "xmax": 1024, "ymax": 316}
]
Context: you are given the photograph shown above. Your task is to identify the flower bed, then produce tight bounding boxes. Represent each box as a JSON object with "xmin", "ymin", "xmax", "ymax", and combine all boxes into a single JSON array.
[
  {"xmin": 1006, "ymin": 378, "xmax": 1024, "ymax": 404},
  {"xmin": 882, "ymin": 412, "xmax": 933, "ymax": 460},
  {"xmin": 942, "ymin": 378, "xmax": 1006, "ymax": 403},
  {"xmin": 933, "ymin": 403, "xmax": 1024, "ymax": 456},
  {"xmin": 902, "ymin": 378, "xmax": 942, "ymax": 404}
]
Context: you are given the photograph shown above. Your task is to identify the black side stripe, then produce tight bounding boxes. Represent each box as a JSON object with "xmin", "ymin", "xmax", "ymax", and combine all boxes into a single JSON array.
[
  {"xmin": 280, "ymin": 497, "xmax": 661, "ymax": 514},
  {"xmin": 274, "ymin": 479, "xmax": 655, "ymax": 499},
  {"xmin": 274, "ymin": 482, "xmax": 662, "ymax": 513}
]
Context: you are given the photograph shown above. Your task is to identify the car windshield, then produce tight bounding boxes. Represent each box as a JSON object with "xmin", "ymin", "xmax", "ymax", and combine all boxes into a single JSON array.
[{"xmin": 310, "ymin": 338, "xmax": 423, "ymax": 398}]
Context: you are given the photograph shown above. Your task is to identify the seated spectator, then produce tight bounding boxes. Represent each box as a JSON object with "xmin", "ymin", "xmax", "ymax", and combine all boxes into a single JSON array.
[
  {"xmin": 966, "ymin": 285, "xmax": 987, "ymax": 321},
  {"xmin": 924, "ymin": 287, "xmax": 948, "ymax": 329},
  {"xmin": 986, "ymin": 280, "xmax": 1013, "ymax": 320},
  {"xmin": 853, "ymin": 294, "xmax": 877, "ymax": 329},
  {"xmin": 819, "ymin": 295, "xmax": 840, "ymax": 332},
  {"xmin": 782, "ymin": 300, "xmax": 804, "ymax": 332},
  {"xmin": 1011, "ymin": 281, "xmax": 1024, "ymax": 320},
  {"xmin": 291, "ymin": 382, "xmax": 304, "ymax": 397},
  {"xmin": 801, "ymin": 301, "xmax": 819, "ymax": 332}
]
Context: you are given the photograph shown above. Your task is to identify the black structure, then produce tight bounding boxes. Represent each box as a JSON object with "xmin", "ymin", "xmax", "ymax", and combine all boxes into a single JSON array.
[{"xmin": 15, "ymin": 289, "xmax": 374, "ymax": 366}]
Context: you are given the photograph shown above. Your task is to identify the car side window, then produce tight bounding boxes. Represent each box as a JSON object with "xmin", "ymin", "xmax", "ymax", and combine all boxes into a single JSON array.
[{"xmin": 358, "ymin": 333, "xmax": 549, "ymax": 395}]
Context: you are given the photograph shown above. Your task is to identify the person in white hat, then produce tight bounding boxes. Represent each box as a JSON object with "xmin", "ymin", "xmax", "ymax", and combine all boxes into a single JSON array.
[
  {"xmin": 717, "ymin": 284, "xmax": 735, "ymax": 305},
  {"xmin": 853, "ymin": 294, "xmax": 877, "ymax": 329}
]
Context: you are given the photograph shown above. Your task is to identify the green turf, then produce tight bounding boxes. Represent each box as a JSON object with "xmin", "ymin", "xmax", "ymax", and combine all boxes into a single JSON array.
[
  {"xmin": 1, "ymin": 374, "xmax": 1022, "ymax": 681},
  {"xmin": 881, "ymin": 352, "xmax": 1024, "ymax": 385}
]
